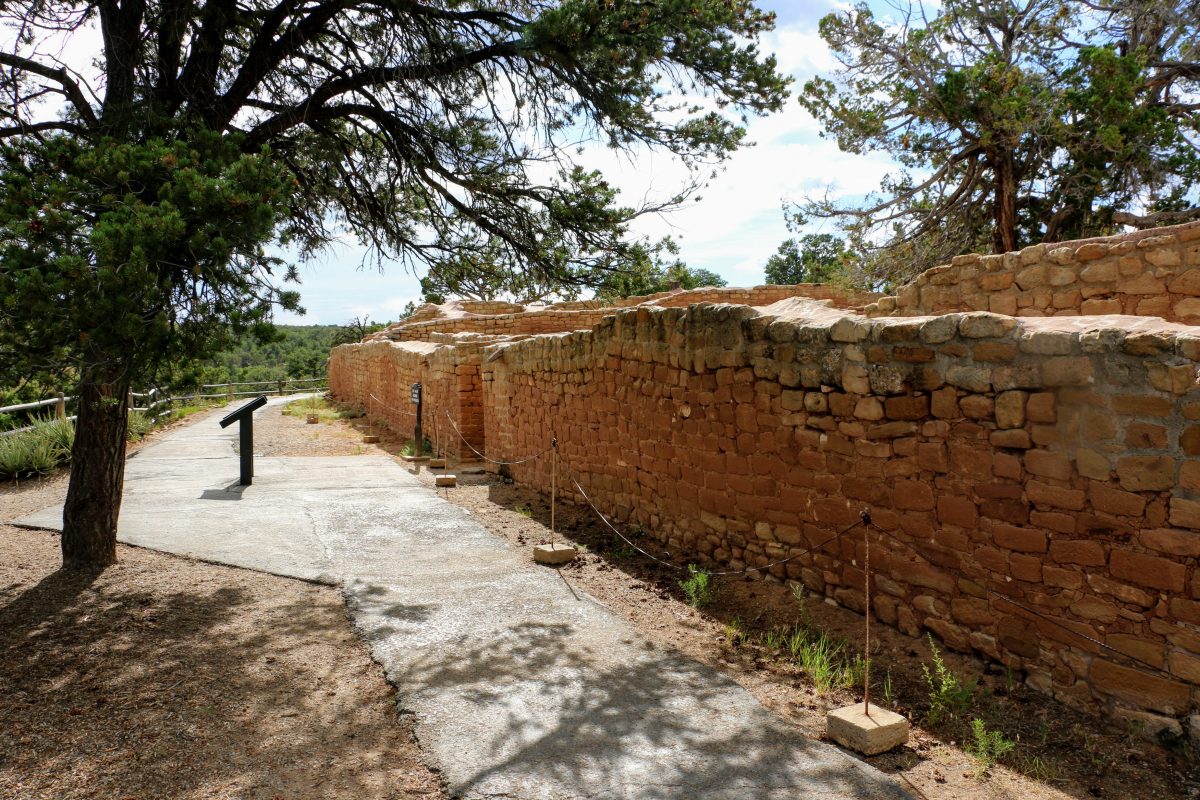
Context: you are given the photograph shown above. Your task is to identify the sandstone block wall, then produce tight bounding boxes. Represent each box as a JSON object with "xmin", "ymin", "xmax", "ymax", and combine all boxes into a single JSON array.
[
  {"xmin": 867, "ymin": 221, "xmax": 1200, "ymax": 324},
  {"xmin": 327, "ymin": 338, "xmax": 485, "ymax": 458},
  {"xmin": 327, "ymin": 243, "xmax": 1200, "ymax": 732},
  {"xmin": 482, "ymin": 304, "xmax": 1200, "ymax": 727},
  {"xmin": 368, "ymin": 284, "xmax": 874, "ymax": 344}
]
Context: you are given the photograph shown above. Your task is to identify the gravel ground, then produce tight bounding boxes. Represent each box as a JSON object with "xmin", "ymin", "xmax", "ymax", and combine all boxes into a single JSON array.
[{"xmin": 0, "ymin": 411, "xmax": 446, "ymax": 800}]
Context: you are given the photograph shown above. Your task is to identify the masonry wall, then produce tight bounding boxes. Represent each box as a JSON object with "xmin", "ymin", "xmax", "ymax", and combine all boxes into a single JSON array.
[
  {"xmin": 372, "ymin": 283, "xmax": 874, "ymax": 343},
  {"xmin": 866, "ymin": 221, "xmax": 1200, "ymax": 323},
  {"xmin": 327, "ymin": 339, "xmax": 485, "ymax": 459},
  {"xmin": 482, "ymin": 303, "xmax": 1200, "ymax": 728}
]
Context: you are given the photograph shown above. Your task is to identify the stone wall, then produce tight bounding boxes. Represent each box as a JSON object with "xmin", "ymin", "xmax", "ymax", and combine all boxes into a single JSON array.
[
  {"xmin": 371, "ymin": 283, "xmax": 874, "ymax": 343},
  {"xmin": 866, "ymin": 221, "xmax": 1200, "ymax": 324},
  {"xmin": 481, "ymin": 304, "xmax": 1200, "ymax": 730},
  {"xmin": 328, "ymin": 264, "xmax": 1200, "ymax": 733},
  {"xmin": 327, "ymin": 338, "xmax": 485, "ymax": 458}
]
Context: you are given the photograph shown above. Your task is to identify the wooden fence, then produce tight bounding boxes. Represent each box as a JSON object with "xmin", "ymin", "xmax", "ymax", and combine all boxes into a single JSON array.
[{"xmin": 0, "ymin": 377, "xmax": 327, "ymax": 437}]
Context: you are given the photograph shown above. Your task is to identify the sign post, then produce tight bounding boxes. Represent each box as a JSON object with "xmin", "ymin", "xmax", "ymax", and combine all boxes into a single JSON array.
[
  {"xmin": 218, "ymin": 395, "xmax": 269, "ymax": 486},
  {"xmin": 411, "ymin": 382, "xmax": 423, "ymax": 455}
]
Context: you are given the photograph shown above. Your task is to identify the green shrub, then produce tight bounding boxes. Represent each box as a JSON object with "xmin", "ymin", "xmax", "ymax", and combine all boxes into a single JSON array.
[
  {"xmin": 0, "ymin": 417, "xmax": 72, "ymax": 479},
  {"xmin": 0, "ymin": 409, "xmax": 157, "ymax": 480},
  {"xmin": 400, "ymin": 437, "xmax": 433, "ymax": 456},
  {"xmin": 922, "ymin": 635, "xmax": 977, "ymax": 725},
  {"xmin": 966, "ymin": 718, "xmax": 1015, "ymax": 777},
  {"xmin": 39, "ymin": 416, "xmax": 75, "ymax": 453},
  {"xmin": 126, "ymin": 410, "xmax": 153, "ymax": 441},
  {"xmin": 678, "ymin": 564, "xmax": 716, "ymax": 608}
]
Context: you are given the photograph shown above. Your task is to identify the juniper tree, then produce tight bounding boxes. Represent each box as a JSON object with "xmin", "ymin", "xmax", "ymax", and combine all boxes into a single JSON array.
[
  {"xmin": 796, "ymin": 0, "xmax": 1199, "ymax": 286},
  {"xmin": 0, "ymin": 0, "xmax": 788, "ymax": 568}
]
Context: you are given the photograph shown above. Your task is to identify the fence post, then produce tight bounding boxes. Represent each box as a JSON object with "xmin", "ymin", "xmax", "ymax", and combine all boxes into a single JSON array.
[
  {"xmin": 278, "ymin": 379, "xmax": 284, "ymax": 396},
  {"xmin": 226, "ymin": 382, "xmax": 232, "ymax": 403},
  {"xmin": 55, "ymin": 392, "xmax": 65, "ymax": 419}
]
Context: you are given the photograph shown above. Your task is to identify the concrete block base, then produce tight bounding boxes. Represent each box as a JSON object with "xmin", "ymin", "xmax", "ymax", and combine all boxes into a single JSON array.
[
  {"xmin": 402, "ymin": 455, "xmax": 429, "ymax": 463},
  {"xmin": 826, "ymin": 704, "xmax": 910, "ymax": 756},
  {"xmin": 435, "ymin": 474, "xmax": 457, "ymax": 487},
  {"xmin": 428, "ymin": 458, "xmax": 448, "ymax": 469},
  {"xmin": 362, "ymin": 435, "xmax": 380, "ymax": 443},
  {"xmin": 533, "ymin": 543, "xmax": 577, "ymax": 565}
]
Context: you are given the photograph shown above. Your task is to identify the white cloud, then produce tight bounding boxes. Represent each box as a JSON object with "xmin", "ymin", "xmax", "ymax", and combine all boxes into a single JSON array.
[{"xmin": 559, "ymin": 17, "xmax": 895, "ymax": 286}]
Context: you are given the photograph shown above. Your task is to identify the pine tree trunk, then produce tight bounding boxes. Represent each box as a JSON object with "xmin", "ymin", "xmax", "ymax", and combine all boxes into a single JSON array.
[
  {"xmin": 992, "ymin": 151, "xmax": 1018, "ymax": 254},
  {"xmin": 61, "ymin": 379, "xmax": 131, "ymax": 570}
]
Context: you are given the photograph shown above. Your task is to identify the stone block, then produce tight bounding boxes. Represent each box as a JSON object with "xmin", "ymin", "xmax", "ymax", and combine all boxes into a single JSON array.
[
  {"xmin": 1090, "ymin": 659, "xmax": 1191, "ymax": 716},
  {"xmin": 993, "ymin": 525, "xmax": 1047, "ymax": 553},
  {"xmin": 1024, "ymin": 450, "xmax": 1072, "ymax": 480},
  {"xmin": 1081, "ymin": 298, "xmax": 1122, "ymax": 315},
  {"xmin": 1042, "ymin": 357, "xmax": 1094, "ymax": 386},
  {"xmin": 435, "ymin": 474, "xmax": 458, "ymax": 487},
  {"xmin": 1115, "ymin": 455, "xmax": 1176, "ymax": 491},
  {"xmin": 1048, "ymin": 539, "xmax": 1107, "ymax": 566},
  {"xmin": 533, "ymin": 542, "xmax": 577, "ymax": 565},
  {"xmin": 1137, "ymin": 525, "xmax": 1200, "ymax": 556},
  {"xmin": 990, "ymin": 429, "xmax": 1032, "ymax": 449},
  {"xmin": 826, "ymin": 704, "xmax": 910, "ymax": 756},
  {"xmin": 1176, "ymin": 297, "xmax": 1200, "ymax": 322},
  {"xmin": 1027, "ymin": 480, "xmax": 1086, "ymax": 511},
  {"xmin": 959, "ymin": 312, "xmax": 1017, "ymax": 339},
  {"xmin": 959, "ymin": 395, "xmax": 994, "ymax": 420},
  {"xmin": 1110, "ymin": 549, "xmax": 1186, "ymax": 592}
]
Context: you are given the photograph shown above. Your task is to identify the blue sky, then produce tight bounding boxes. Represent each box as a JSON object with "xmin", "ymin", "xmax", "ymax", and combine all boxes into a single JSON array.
[{"xmin": 276, "ymin": 0, "xmax": 896, "ymax": 325}]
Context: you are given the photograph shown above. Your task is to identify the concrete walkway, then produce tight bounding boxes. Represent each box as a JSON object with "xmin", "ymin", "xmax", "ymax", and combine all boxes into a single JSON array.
[{"xmin": 17, "ymin": 399, "xmax": 909, "ymax": 799}]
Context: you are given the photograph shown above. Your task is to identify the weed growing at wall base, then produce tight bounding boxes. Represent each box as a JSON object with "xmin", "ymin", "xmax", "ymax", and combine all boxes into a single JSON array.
[
  {"xmin": 966, "ymin": 719, "xmax": 1016, "ymax": 778},
  {"xmin": 922, "ymin": 635, "xmax": 977, "ymax": 725},
  {"xmin": 679, "ymin": 565, "xmax": 716, "ymax": 608}
]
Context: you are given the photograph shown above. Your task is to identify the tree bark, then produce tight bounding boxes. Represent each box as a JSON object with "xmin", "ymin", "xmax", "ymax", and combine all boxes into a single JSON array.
[
  {"xmin": 61, "ymin": 378, "xmax": 131, "ymax": 570},
  {"xmin": 991, "ymin": 150, "xmax": 1018, "ymax": 254}
]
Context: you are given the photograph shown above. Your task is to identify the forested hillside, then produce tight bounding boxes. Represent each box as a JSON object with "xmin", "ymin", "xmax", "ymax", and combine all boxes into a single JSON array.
[{"xmin": 182, "ymin": 325, "xmax": 340, "ymax": 386}]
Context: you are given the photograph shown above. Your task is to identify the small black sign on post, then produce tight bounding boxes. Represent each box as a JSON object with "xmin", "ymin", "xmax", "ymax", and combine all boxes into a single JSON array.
[
  {"xmin": 411, "ymin": 382, "xmax": 423, "ymax": 454},
  {"xmin": 219, "ymin": 395, "xmax": 268, "ymax": 486}
]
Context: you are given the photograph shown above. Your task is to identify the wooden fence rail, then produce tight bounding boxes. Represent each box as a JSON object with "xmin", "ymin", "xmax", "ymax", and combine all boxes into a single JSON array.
[{"xmin": 1, "ymin": 378, "xmax": 327, "ymax": 437}]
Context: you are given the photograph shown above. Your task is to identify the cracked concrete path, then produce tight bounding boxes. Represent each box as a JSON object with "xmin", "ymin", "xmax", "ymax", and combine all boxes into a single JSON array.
[{"xmin": 16, "ymin": 399, "xmax": 909, "ymax": 800}]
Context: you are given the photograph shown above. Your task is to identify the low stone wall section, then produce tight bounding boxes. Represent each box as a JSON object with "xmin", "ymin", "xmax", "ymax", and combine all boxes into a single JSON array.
[
  {"xmin": 867, "ymin": 222, "xmax": 1200, "ymax": 324},
  {"xmin": 481, "ymin": 303, "xmax": 1200, "ymax": 729},
  {"xmin": 377, "ymin": 284, "xmax": 874, "ymax": 343},
  {"xmin": 327, "ymin": 338, "xmax": 486, "ymax": 459}
]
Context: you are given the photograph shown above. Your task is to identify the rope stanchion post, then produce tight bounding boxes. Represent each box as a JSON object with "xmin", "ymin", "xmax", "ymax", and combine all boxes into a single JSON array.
[
  {"xmin": 862, "ymin": 509, "xmax": 872, "ymax": 718},
  {"xmin": 826, "ymin": 507, "xmax": 909, "ymax": 756},
  {"xmin": 550, "ymin": 433, "xmax": 558, "ymax": 547}
]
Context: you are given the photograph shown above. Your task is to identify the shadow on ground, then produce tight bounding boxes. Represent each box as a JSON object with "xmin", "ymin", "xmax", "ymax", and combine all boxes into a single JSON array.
[
  {"xmin": 0, "ymin": 536, "xmax": 441, "ymax": 799},
  {"xmin": 372, "ymin": 600, "xmax": 908, "ymax": 798}
]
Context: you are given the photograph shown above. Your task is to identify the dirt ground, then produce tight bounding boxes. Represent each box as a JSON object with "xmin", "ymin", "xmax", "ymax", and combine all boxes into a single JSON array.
[
  {"xmin": 0, "ymin": 409, "xmax": 446, "ymax": 800},
  {"xmin": 345, "ymin": 414, "xmax": 1200, "ymax": 800}
]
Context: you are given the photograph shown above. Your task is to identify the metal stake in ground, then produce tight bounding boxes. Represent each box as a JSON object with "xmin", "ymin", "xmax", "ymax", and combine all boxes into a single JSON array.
[
  {"xmin": 533, "ymin": 433, "xmax": 575, "ymax": 566},
  {"xmin": 825, "ymin": 507, "xmax": 910, "ymax": 755},
  {"xmin": 551, "ymin": 434, "xmax": 558, "ymax": 546},
  {"xmin": 862, "ymin": 509, "xmax": 871, "ymax": 717}
]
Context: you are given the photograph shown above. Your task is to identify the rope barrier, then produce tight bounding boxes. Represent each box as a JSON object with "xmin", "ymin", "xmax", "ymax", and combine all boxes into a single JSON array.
[
  {"xmin": 569, "ymin": 470, "xmax": 869, "ymax": 577},
  {"xmin": 443, "ymin": 409, "xmax": 556, "ymax": 465},
  {"xmin": 367, "ymin": 393, "xmax": 416, "ymax": 417}
]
